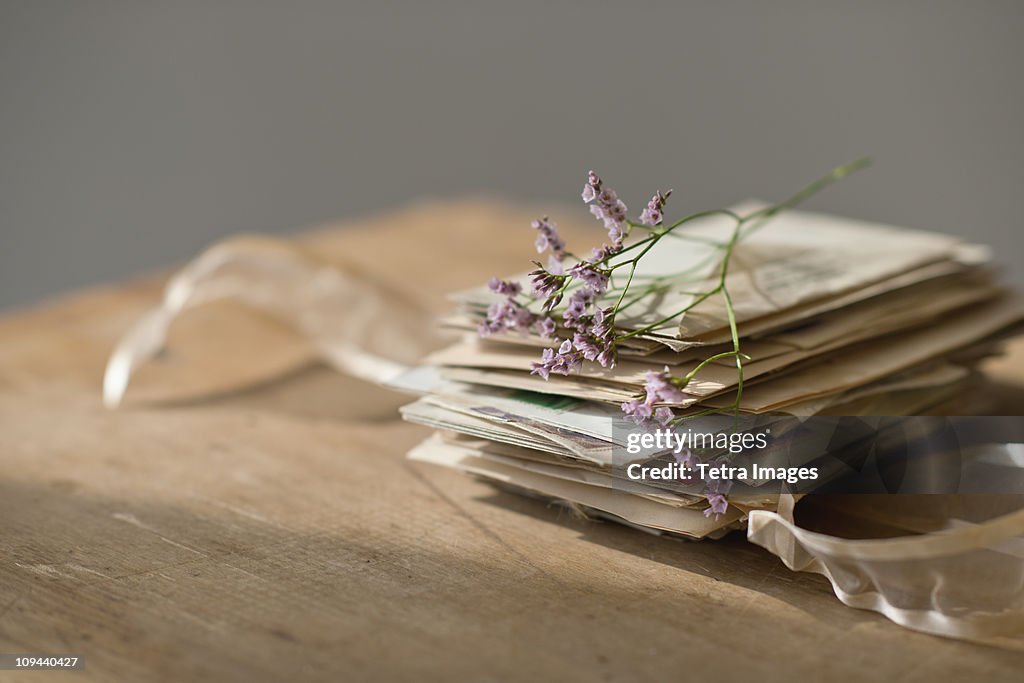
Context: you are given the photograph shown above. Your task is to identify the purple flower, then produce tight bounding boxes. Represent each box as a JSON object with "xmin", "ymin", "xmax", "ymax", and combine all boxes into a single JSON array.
[
  {"xmin": 536, "ymin": 316, "xmax": 557, "ymax": 339},
  {"xmin": 606, "ymin": 223, "xmax": 625, "ymax": 250},
  {"xmin": 480, "ymin": 270, "xmax": 539, "ymax": 338},
  {"xmin": 572, "ymin": 332, "xmax": 601, "ymax": 361},
  {"xmin": 569, "ymin": 263, "xmax": 610, "ymax": 295},
  {"xmin": 703, "ymin": 475, "xmax": 732, "ymax": 517},
  {"xmin": 591, "ymin": 307, "xmax": 614, "ymax": 338},
  {"xmin": 622, "ymin": 399, "xmax": 654, "ymax": 425},
  {"xmin": 619, "ymin": 366, "xmax": 689, "ymax": 426},
  {"xmin": 552, "ymin": 338, "xmax": 583, "ymax": 375},
  {"xmin": 582, "ymin": 171, "xmax": 628, "ymax": 247},
  {"xmin": 528, "ymin": 266, "xmax": 567, "ymax": 310},
  {"xmin": 654, "ymin": 406, "xmax": 675, "ymax": 426},
  {"xmin": 596, "ymin": 344, "xmax": 617, "ymax": 368},
  {"xmin": 704, "ymin": 493, "xmax": 728, "ymax": 518},
  {"xmin": 488, "ymin": 277, "xmax": 521, "ymax": 297},
  {"xmin": 640, "ymin": 190, "xmax": 672, "ymax": 227},
  {"xmin": 532, "ymin": 216, "xmax": 566, "ymax": 262},
  {"xmin": 590, "ymin": 244, "xmax": 619, "ymax": 263},
  {"xmin": 570, "ymin": 302, "xmax": 617, "ymax": 367},
  {"xmin": 643, "ymin": 366, "xmax": 690, "ymax": 404},
  {"xmin": 581, "ymin": 170, "xmax": 601, "ymax": 202},
  {"xmin": 589, "ymin": 204, "xmax": 628, "ymax": 240},
  {"xmin": 530, "ymin": 338, "xmax": 583, "ymax": 379},
  {"xmin": 477, "ymin": 319, "xmax": 499, "ymax": 337},
  {"xmin": 480, "ymin": 298, "xmax": 536, "ymax": 337},
  {"xmin": 562, "ymin": 288, "xmax": 595, "ymax": 329},
  {"xmin": 530, "ymin": 347, "xmax": 556, "ymax": 380}
]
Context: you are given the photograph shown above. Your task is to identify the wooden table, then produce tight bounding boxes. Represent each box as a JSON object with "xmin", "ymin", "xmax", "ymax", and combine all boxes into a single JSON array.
[{"xmin": 2, "ymin": 201, "xmax": 1022, "ymax": 682}]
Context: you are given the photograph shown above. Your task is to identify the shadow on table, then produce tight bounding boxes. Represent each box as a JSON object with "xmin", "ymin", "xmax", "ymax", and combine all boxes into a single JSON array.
[
  {"xmin": 471, "ymin": 487, "xmax": 852, "ymax": 620},
  {"xmin": 3, "ymin": 475, "xmax": 1023, "ymax": 683}
]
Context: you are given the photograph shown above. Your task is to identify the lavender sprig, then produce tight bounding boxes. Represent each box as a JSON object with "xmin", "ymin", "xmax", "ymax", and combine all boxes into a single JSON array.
[
  {"xmin": 480, "ymin": 159, "xmax": 871, "ymax": 517},
  {"xmin": 640, "ymin": 190, "xmax": 672, "ymax": 227},
  {"xmin": 582, "ymin": 171, "xmax": 628, "ymax": 249}
]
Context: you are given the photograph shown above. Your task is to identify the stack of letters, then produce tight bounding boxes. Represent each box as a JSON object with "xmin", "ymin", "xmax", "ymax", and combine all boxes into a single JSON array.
[{"xmin": 396, "ymin": 203, "xmax": 1023, "ymax": 538}]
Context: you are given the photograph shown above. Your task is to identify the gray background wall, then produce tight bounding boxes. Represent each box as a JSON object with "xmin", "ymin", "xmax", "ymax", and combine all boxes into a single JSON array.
[{"xmin": 2, "ymin": 1, "xmax": 1022, "ymax": 310}]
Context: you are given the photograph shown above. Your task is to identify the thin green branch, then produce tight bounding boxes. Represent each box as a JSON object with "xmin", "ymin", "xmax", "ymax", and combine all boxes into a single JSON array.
[{"xmin": 599, "ymin": 158, "xmax": 869, "ymax": 422}]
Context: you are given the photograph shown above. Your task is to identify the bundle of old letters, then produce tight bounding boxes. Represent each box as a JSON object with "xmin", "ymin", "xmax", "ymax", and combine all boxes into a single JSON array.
[{"xmin": 397, "ymin": 200, "xmax": 1023, "ymax": 538}]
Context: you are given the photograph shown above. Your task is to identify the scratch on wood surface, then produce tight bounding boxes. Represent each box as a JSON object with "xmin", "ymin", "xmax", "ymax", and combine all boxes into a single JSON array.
[
  {"xmin": 193, "ymin": 495, "xmax": 279, "ymax": 527},
  {"xmin": 99, "ymin": 537, "xmax": 302, "ymax": 585},
  {"xmin": 112, "ymin": 512, "xmax": 209, "ymax": 556},
  {"xmin": 210, "ymin": 501, "xmax": 272, "ymax": 525},
  {"xmin": 14, "ymin": 562, "xmax": 75, "ymax": 580},
  {"xmin": 66, "ymin": 563, "xmax": 114, "ymax": 580},
  {"xmin": 223, "ymin": 563, "xmax": 266, "ymax": 583},
  {"xmin": 107, "ymin": 558, "xmax": 211, "ymax": 584}
]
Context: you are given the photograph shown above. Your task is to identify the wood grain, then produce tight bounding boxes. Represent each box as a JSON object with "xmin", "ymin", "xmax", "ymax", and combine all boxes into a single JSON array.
[{"xmin": 1, "ymin": 200, "xmax": 1022, "ymax": 682}]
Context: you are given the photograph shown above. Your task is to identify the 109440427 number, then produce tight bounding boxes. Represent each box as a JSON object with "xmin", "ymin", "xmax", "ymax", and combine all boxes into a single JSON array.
[{"xmin": 0, "ymin": 655, "xmax": 84, "ymax": 669}]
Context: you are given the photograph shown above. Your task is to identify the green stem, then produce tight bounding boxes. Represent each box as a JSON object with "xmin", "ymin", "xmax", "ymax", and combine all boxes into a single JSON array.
[
  {"xmin": 660, "ymin": 162, "xmax": 868, "ymax": 424},
  {"xmin": 525, "ymin": 159, "xmax": 868, "ymax": 423},
  {"xmin": 679, "ymin": 350, "xmax": 742, "ymax": 383},
  {"xmin": 615, "ymin": 286, "xmax": 720, "ymax": 340},
  {"xmin": 612, "ymin": 260, "xmax": 639, "ymax": 312},
  {"xmin": 740, "ymin": 157, "xmax": 871, "ymax": 238}
]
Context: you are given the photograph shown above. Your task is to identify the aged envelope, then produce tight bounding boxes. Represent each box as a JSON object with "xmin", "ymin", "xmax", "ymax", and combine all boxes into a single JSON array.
[
  {"xmin": 457, "ymin": 202, "xmax": 976, "ymax": 340},
  {"xmin": 709, "ymin": 296, "xmax": 1024, "ymax": 412},
  {"xmin": 408, "ymin": 435, "xmax": 743, "ymax": 539},
  {"xmin": 428, "ymin": 280, "xmax": 1007, "ymax": 406}
]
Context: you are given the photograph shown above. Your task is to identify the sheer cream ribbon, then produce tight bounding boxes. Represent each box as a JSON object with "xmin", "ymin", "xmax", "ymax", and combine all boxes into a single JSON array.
[
  {"xmin": 749, "ymin": 492, "xmax": 1024, "ymax": 647},
  {"xmin": 103, "ymin": 236, "xmax": 428, "ymax": 409}
]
